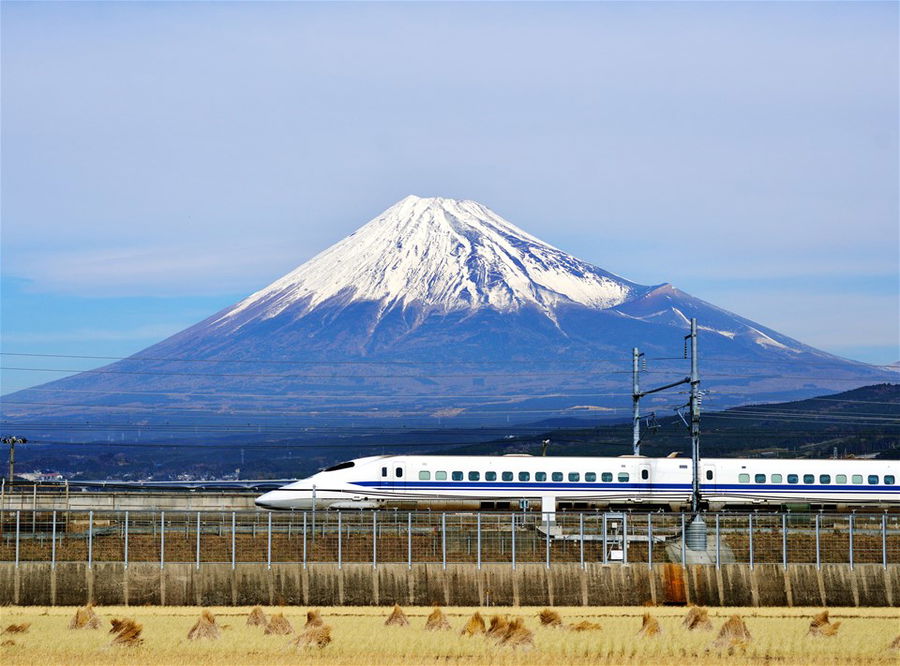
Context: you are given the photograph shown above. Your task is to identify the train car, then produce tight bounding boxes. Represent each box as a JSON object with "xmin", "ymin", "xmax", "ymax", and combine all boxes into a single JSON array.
[{"xmin": 255, "ymin": 453, "xmax": 899, "ymax": 514}]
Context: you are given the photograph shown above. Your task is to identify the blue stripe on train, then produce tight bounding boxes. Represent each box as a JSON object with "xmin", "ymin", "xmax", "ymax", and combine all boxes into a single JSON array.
[{"xmin": 354, "ymin": 480, "xmax": 898, "ymax": 493}]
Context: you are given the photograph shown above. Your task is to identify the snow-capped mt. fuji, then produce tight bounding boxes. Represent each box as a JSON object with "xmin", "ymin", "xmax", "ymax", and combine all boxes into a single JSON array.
[{"xmin": 217, "ymin": 195, "xmax": 642, "ymax": 330}]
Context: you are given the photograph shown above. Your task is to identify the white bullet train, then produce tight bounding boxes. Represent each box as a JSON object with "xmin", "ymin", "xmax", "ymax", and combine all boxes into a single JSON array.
[{"xmin": 255, "ymin": 454, "xmax": 899, "ymax": 513}]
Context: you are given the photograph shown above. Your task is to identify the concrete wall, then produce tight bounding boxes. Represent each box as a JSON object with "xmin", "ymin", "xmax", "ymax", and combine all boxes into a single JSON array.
[
  {"xmin": 1, "ymin": 562, "xmax": 897, "ymax": 607},
  {"xmin": 1, "ymin": 492, "xmax": 258, "ymax": 512}
]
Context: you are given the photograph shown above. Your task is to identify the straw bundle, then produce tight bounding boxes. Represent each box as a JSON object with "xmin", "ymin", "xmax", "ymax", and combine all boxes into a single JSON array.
[
  {"xmin": 69, "ymin": 604, "xmax": 101, "ymax": 630},
  {"xmin": 486, "ymin": 615, "xmax": 510, "ymax": 640},
  {"xmin": 246, "ymin": 606, "xmax": 268, "ymax": 627},
  {"xmin": 889, "ymin": 635, "xmax": 900, "ymax": 652},
  {"xmin": 385, "ymin": 604, "xmax": 410, "ymax": 627},
  {"xmin": 1, "ymin": 639, "xmax": 16, "ymax": 647},
  {"xmin": 538, "ymin": 608, "xmax": 562, "ymax": 627},
  {"xmin": 807, "ymin": 610, "xmax": 841, "ymax": 638},
  {"xmin": 291, "ymin": 624, "xmax": 332, "ymax": 649},
  {"xmin": 460, "ymin": 612, "xmax": 486, "ymax": 637},
  {"xmin": 568, "ymin": 620, "xmax": 602, "ymax": 632},
  {"xmin": 264, "ymin": 612, "xmax": 294, "ymax": 635},
  {"xmin": 305, "ymin": 609, "xmax": 324, "ymax": 629},
  {"xmin": 683, "ymin": 606, "xmax": 713, "ymax": 631},
  {"xmin": 637, "ymin": 613, "xmax": 662, "ymax": 638},
  {"xmin": 424, "ymin": 605, "xmax": 451, "ymax": 631},
  {"xmin": 187, "ymin": 610, "xmax": 221, "ymax": 641},
  {"xmin": 713, "ymin": 615, "xmax": 752, "ymax": 648},
  {"xmin": 109, "ymin": 618, "xmax": 143, "ymax": 647},
  {"xmin": 499, "ymin": 617, "xmax": 534, "ymax": 650},
  {"xmin": 2, "ymin": 624, "xmax": 30, "ymax": 635}
]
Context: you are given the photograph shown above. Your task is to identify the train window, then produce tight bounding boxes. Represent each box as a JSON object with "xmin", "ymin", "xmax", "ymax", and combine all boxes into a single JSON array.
[
  {"xmin": 771, "ymin": 474, "xmax": 782, "ymax": 483},
  {"xmin": 787, "ymin": 474, "xmax": 798, "ymax": 484},
  {"xmin": 381, "ymin": 467, "xmax": 388, "ymax": 478},
  {"xmin": 451, "ymin": 471, "xmax": 463, "ymax": 481},
  {"xmin": 641, "ymin": 469, "xmax": 649, "ymax": 480},
  {"xmin": 396, "ymin": 467, "xmax": 403, "ymax": 478},
  {"xmin": 485, "ymin": 471, "xmax": 497, "ymax": 481},
  {"xmin": 519, "ymin": 472, "xmax": 530, "ymax": 482},
  {"xmin": 585, "ymin": 472, "xmax": 596, "ymax": 482},
  {"xmin": 419, "ymin": 471, "xmax": 431, "ymax": 480},
  {"xmin": 755, "ymin": 474, "xmax": 766, "ymax": 483},
  {"xmin": 618, "ymin": 472, "xmax": 630, "ymax": 482},
  {"xmin": 435, "ymin": 471, "xmax": 447, "ymax": 481},
  {"xmin": 739, "ymin": 474, "xmax": 750, "ymax": 483},
  {"xmin": 536, "ymin": 472, "xmax": 547, "ymax": 482},
  {"xmin": 502, "ymin": 472, "xmax": 513, "ymax": 481},
  {"xmin": 569, "ymin": 472, "xmax": 580, "ymax": 482},
  {"xmin": 868, "ymin": 475, "xmax": 879, "ymax": 485},
  {"xmin": 836, "ymin": 474, "xmax": 847, "ymax": 484},
  {"xmin": 552, "ymin": 472, "xmax": 563, "ymax": 482},
  {"xmin": 819, "ymin": 474, "xmax": 831, "ymax": 484},
  {"xmin": 705, "ymin": 470, "xmax": 714, "ymax": 481},
  {"xmin": 601, "ymin": 472, "xmax": 613, "ymax": 482},
  {"xmin": 852, "ymin": 475, "xmax": 863, "ymax": 484},
  {"xmin": 803, "ymin": 474, "xmax": 814, "ymax": 484},
  {"xmin": 885, "ymin": 475, "xmax": 895, "ymax": 485},
  {"xmin": 469, "ymin": 471, "xmax": 480, "ymax": 481}
]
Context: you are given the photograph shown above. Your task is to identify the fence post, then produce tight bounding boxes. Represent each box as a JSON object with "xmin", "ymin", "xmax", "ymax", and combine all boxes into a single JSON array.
[
  {"xmin": 882, "ymin": 513, "xmax": 888, "ymax": 569},
  {"xmin": 476, "ymin": 513, "xmax": 481, "ymax": 570},
  {"xmin": 337, "ymin": 511, "xmax": 342, "ymax": 570},
  {"xmin": 51, "ymin": 509, "xmax": 57, "ymax": 569},
  {"xmin": 124, "ymin": 511, "xmax": 129, "ymax": 569},
  {"xmin": 622, "ymin": 513, "xmax": 628, "ymax": 565},
  {"xmin": 32, "ymin": 484, "xmax": 37, "ymax": 532},
  {"xmin": 602, "ymin": 513, "xmax": 608, "ymax": 565},
  {"xmin": 160, "ymin": 511, "xmax": 165, "ymax": 570},
  {"xmin": 647, "ymin": 513, "xmax": 653, "ymax": 569},
  {"xmin": 544, "ymin": 510, "xmax": 550, "ymax": 570},
  {"xmin": 372, "ymin": 511, "xmax": 377, "ymax": 569},
  {"xmin": 407, "ymin": 512, "xmax": 412, "ymax": 569},
  {"xmin": 230, "ymin": 512, "xmax": 235, "ymax": 570},
  {"xmin": 195, "ymin": 512, "xmax": 200, "ymax": 570},
  {"xmin": 15, "ymin": 510, "xmax": 20, "ymax": 568},
  {"xmin": 680, "ymin": 513, "xmax": 686, "ymax": 566},
  {"xmin": 715, "ymin": 513, "xmax": 720, "ymax": 569},
  {"xmin": 267, "ymin": 512, "xmax": 272, "ymax": 569},
  {"xmin": 441, "ymin": 513, "xmax": 447, "ymax": 570},
  {"xmin": 815, "ymin": 513, "xmax": 821, "ymax": 568},
  {"xmin": 302, "ymin": 512, "xmax": 307, "ymax": 569},
  {"xmin": 579, "ymin": 513, "xmax": 584, "ymax": 570},
  {"xmin": 848, "ymin": 513, "xmax": 854, "ymax": 570},
  {"xmin": 748, "ymin": 513, "xmax": 754, "ymax": 569},
  {"xmin": 511, "ymin": 513, "xmax": 516, "ymax": 571},
  {"xmin": 88, "ymin": 509, "xmax": 93, "ymax": 569},
  {"xmin": 782, "ymin": 513, "xmax": 788, "ymax": 569}
]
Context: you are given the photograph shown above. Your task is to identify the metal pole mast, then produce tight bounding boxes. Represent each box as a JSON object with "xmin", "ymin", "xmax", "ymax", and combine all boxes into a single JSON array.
[
  {"xmin": 688, "ymin": 318, "xmax": 701, "ymax": 513},
  {"xmin": 632, "ymin": 348, "xmax": 641, "ymax": 455}
]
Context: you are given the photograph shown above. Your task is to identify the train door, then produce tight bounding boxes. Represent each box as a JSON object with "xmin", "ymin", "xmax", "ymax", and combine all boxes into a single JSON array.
[{"xmin": 701, "ymin": 464, "xmax": 716, "ymax": 493}]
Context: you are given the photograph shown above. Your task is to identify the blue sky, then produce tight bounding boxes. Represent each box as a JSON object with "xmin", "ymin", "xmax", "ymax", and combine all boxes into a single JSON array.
[{"xmin": 2, "ymin": 1, "xmax": 898, "ymax": 395}]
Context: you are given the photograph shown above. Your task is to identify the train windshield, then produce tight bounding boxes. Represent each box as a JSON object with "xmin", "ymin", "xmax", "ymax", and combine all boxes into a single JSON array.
[{"xmin": 323, "ymin": 461, "xmax": 355, "ymax": 472}]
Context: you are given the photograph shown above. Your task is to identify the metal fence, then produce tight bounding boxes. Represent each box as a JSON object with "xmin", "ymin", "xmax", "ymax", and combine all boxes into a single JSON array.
[{"xmin": 1, "ymin": 509, "xmax": 898, "ymax": 569}]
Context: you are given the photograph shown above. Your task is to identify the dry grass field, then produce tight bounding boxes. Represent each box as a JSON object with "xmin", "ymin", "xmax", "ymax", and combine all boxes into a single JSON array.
[{"xmin": 1, "ymin": 605, "xmax": 898, "ymax": 665}]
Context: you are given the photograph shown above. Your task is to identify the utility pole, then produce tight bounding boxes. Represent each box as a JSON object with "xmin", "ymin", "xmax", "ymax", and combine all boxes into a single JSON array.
[
  {"xmin": 2, "ymin": 436, "xmax": 27, "ymax": 487},
  {"xmin": 687, "ymin": 318, "xmax": 701, "ymax": 513},
  {"xmin": 632, "ymin": 348, "xmax": 641, "ymax": 455}
]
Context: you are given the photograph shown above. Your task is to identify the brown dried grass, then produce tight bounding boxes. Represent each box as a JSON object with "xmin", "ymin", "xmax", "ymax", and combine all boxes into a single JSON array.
[
  {"xmin": 1, "ymin": 624, "xmax": 30, "ymax": 635},
  {"xmin": 68, "ymin": 604, "xmax": 101, "ymax": 630},
  {"xmin": 538, "ymin": 608, "xmax": 562, "ymax": 627},
  {"xmin": 713, "ymin": 615, "xmax": 752, "ymax": 649},
  {"xmin": 305, "ymin": 609, "xmax": 324, "ymax": 629},
  {"xmin": 291, "ymin": 624, "xmax": 332, "ymax": 649},
  {"xmin": 263, "ymin": 612, "xmax": 294, "ymax": 636},
  {"xmin": 384, "ymin": 604, "xmax": 410, "ymax": 627},
  {"xmin": 890, "ymin": 635, "xmax": 900, "ymax": 651},
  {"xmin": 683, "ymin": 606, "xmax": 713, "ymax": 631},
  {"xmin": 424, "ymin": 606, "xmax": 451, "ymax": 631},
  {"xmin": 807, "ymin": 610, "xmax": 841, "ymax": 638},
  {"xmin": 187, "ymin": 610, "xmax": 220, "ymax": 641},
  {"xmin": 109, "ymin": 618, "xmax": 143, "ymax": 647},
  {"xmin": 637, "ymin": 613, "xmax": 662, "ymax": 638},
  {"xmin": 486, "ymin": 615, "xmax": 510, "ymax": 640},
  {"xmin": 568, "ymin": 620, "xmax": 602, "ymax": 632},
  {"xmin": 1, "ymin": 639, "xmax": 16, "ymax": 647},
  {"xmin": 460, "ymin": 612, "xmax": 486, "ymax": 637},
  {"xmin": 499, "ymin": 617, "xmax": 534, "ymax": 650},
  {"xmin": 246, "ymin": 606, "xmax": 268, "ymax": 627}
]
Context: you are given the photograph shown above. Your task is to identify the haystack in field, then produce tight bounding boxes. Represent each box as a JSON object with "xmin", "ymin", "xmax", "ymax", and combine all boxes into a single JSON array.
[
  {"xmin": 683, "ymin": 606, "xmax": 713, "ymax": 631},
  {"xmin": 264, "ymin": 612, "xmax": 294, "ymax": 635},
  {"xmin": 305, "ymin": 609, "xmax": 324, "ymax": 629},
  {"xmin": 424, "ymin": 605, "xmax": 451, "ymax": 631},
  {"xmin": 109, "ymin": 618, "xmax": 143, "ymax": 647},
  {"xmin": 247, "ymin": 606, "xmax": 268, "ymax": 627},
  {"xmin": 385, "ymin": 604, "xmax": 410, "ymax": 627},
  {"xmin": 486, "ymin": 615, "xmax": 510, "ymax": 640},
  {"xmin": 187, "ymin": 610, "xmax": 221, "ymax": 641},
  {"xmin": 499, "ymin": 617, "xmax": 534, "ymax": 650},
  {"xmin": 2, "ymin": 624, "xmax": 30, "ymax": 635},
  {"xmin": 712, "ymin": 615, "xmax": 752, "ymax": 648},
  {"xmin": 568, "ymin": 620, "xmax": 602, "ymax": 632},
  {"xmin": 538, "ymin": 608, "xmax": 562, "ymax": 627},
  {"xmin": 460, "ymin": 612, "xmax": 486, "ymax": 636},
  {"xmin": 69, "ymin": 604, "xmax": 101, "ymax": 630},
  {"xmin": 291, "ymin": 625, "xmax": 332, "ymax": 649},
  {"xmin": 807, "ymin": 610, "xmax": 841, "ymax": 638},
  {"xmin": 637, "ymin": 613, "xmax": 662, "ymax": 637}
]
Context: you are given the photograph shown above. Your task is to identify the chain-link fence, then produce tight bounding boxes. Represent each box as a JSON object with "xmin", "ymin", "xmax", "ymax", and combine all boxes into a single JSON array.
[{"xmin": 1, "ymin": 509, "xmax": 898, "ymax": 568}]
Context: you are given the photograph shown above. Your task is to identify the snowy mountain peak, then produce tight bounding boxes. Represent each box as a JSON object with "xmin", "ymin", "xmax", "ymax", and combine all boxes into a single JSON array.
[{"xmin": 218, "ymin": 196, "xmax": 642, "ymax": 326}]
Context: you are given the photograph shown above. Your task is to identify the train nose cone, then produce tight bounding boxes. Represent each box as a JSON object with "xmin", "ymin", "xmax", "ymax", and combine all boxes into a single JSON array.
[{"xmin": 255, "ymin": 490, "xmax": 294, "ymax": 510}]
